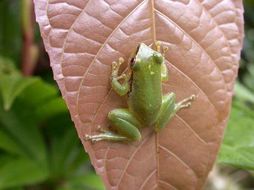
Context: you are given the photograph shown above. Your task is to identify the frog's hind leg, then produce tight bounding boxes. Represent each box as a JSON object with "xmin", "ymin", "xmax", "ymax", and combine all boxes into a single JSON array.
[
  {"xmin": 84, "ymin": 109, "xmax": 142, "ymax": 143},
  {"xmin": 154, "ymin": 92, "xmax": 176, "ymax": 132},
  {"xmin": 154, "ymin": 93, "xmax": 196, "ymax": 132}
]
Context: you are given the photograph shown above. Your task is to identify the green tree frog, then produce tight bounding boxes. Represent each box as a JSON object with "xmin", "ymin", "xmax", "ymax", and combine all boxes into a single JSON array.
[{"xmin": 85, "ymin": 42, "xmax": 195, "ymax": 142}]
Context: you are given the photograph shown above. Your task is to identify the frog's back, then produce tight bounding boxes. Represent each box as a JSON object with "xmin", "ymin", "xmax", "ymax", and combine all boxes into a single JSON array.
[{"xmin": 128, "ymin": 56, "xmax": 162, "ymax": 126}]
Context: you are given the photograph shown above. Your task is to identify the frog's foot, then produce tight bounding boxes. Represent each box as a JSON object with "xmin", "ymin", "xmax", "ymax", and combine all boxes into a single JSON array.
[
  {"xmin": 111, "ymin": 58, "xmax": 131, "ymax": 96},
  {"xmin": 115, "ymin": 73, "xmax": 131, "ymax": 81},
  {"xmin": 84, "ymin": 126, "xmax": 128, "ymax": 143},
  {"xmin": 112, "ymin": 57, "xmax": 125, "ymax": 77},
  {"xmin": 111, "ymin": 57, "xmax": 131, "ymax": 81},
  {"xmin": 84, "ymin": 132, "xmax": 127, "ymax": 143},
  {"xmin": 175, "ymin": 94, "xmax": 196, "ymax": 110},
  {"xmin": 155, "ymin": 41, "xmax": 168, "ymax": 56}
]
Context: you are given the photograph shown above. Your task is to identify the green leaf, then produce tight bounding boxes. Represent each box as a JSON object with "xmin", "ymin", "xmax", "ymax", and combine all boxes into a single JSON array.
[
  {"xmin": 0, "ymin": 57, "xmax": 37, "ymax": 110},
  {"xmin": 218, "ymin": 102, "xmax": 254, "ymax": 170},
  {"xmin": 0, "ymin": 75, "xmax": 37, "ymax": 111},
  {"xmin": 58, "ymin": 174, "xmax": 105, "ymax": 190},
  {"xmin": 49, "ymin": 127, "xmax": 88, "ymax": 179},
  {"xmin": 0, "ymin": 157, "xmax": 48, "ymax": 189},
  {"xmin": 243, "ymin": 63, "xmax": 254, "ymax": 92},
  {"xmin": 36, "ymin": 97, "xmax": 67, "ymax": 122},
  {"xmin": 18, "ymin": 78, "xmax": 58, "ymax": 107},
  {"xmin": 12, "ymin": 76, "xmax": 69, "ymax": 124},
  {"xmin": 0, "ymin": 68, "xmax": 64, "ymax": 166},
  {"xmin": 0, "ymin": 129, "xmax": 24, "ymax": 156},
  {"xmin": 6, "ymin": 187, "xmax": 24, "ymax": 190},
  {"xmin": 0, "ymin": 88, "xmax": 48, "ymax": 167},
  {"xmin": 234, "ymin": 81, "xmax": 254, "ymax": 104},
  {"xmin": 17, "ymin": 78, "xmax": 69, "ymax": 122},
  {"xmin": 0, "ymin": 107, "xmax": 47, "ymax": 167}
]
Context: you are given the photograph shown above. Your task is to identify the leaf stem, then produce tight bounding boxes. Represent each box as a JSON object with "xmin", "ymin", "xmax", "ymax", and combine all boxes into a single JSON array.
[{"xmin": 21, "ymin": 0, "xmax": 38, "ymax": 76}]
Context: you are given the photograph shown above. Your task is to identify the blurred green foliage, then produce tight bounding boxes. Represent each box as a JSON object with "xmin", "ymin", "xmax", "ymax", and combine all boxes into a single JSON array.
[
  {"xmin": 0, "ymin": 0, "xmax": 254, "ymax": 189},
  {"xmin": 0, "ymin": 58, "xmax": 104, "ymax": 190}
]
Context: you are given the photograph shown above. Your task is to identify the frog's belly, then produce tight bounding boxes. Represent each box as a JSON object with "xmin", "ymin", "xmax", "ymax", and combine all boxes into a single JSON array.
[{"xmin": 128, "ymin": 93, "xmax": 162, "ymax": 126}]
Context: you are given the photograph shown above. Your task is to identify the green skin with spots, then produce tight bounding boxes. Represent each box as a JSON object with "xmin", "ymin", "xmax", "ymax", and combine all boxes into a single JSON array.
[{"xmin": 85, "ymin": 43, "xmax": 195, "ymax": 142}]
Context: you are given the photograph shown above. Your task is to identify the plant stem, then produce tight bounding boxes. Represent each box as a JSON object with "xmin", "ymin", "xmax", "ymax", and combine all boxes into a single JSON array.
[{"xmin": 21, "ymin": 0, "xmax": 38, "ymax": 76}]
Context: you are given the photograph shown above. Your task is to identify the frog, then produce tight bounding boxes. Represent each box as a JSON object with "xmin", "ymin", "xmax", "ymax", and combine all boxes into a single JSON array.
[{"xmin": 84, "ymin": 42, "xmax": 196, "ymax": 143}]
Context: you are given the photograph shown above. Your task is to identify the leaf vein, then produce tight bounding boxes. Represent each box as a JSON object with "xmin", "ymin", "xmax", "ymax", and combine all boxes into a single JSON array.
[
  {"xmin": 155, "ymin": 10, "xmax": 227, "ymax": 85},
  {"xmin": 159, "ymin": 145, "xmax": 197, "ymax": 178},
  {"xmin": 140, "ymin": 169, "xmax": 156, "ymax": 190},
  {"xmin": 197, "ymin": 0, "xmax": 237, "ymax": 59},
  {"xmin": 116, "ymin": 137, "xmax": 149, "ymax": 188},
  {"xmin": 159, "ymin": 180, "xmax": 178, "ymax": 190}
]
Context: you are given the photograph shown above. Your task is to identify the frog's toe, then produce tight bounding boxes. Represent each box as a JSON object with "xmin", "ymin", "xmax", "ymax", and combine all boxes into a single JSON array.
[
  {"xmin": 162, "ymin": 46, "xmax": 169, "ymax": 55},
  {"xmin": 84, "ymin": 134, "xmax": 92, "ymax": 141},
  {"xmin": 179, "ymin": 102, "xmax": 192, "ymax": 109},
  {"xmin": 84, "ymin": 134, "xmax": 103, "ymax": 143},
  {"xmin": 190, "ymin": 94, "xmax": 196, "ymax": 101},
  {"xmin": 118, "ymin": 57, "xmax": 124, "ymax": 64},
  {"xmin": 155, "ymin": 41, "xmax": 161, "ymax": 52},
  {"xmin": 112, "ymin": 61, "xmax": 118, "ymax": 69},
  {"xmin": 91, "ymin": 138, "xmax": 102, "ymax": 143}
]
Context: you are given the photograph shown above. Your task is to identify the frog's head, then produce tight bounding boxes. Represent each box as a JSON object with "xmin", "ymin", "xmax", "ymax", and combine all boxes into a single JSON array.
[{"xmin": 130, "ymin": 43, "xmax": 164, "ymax": 67}]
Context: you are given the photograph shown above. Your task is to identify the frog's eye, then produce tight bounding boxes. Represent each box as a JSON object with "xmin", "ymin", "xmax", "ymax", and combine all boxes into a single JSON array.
[
  {"xmin": 130, "ymin": 44, "xmax": 141, "ymax": 67},
  {"xmin": 130, "ymin": 57, "xmax": 136, "ymax": 67},
  {"xmin": 153, "ymin": 53, "xmax": 163, "ymax": 64}
]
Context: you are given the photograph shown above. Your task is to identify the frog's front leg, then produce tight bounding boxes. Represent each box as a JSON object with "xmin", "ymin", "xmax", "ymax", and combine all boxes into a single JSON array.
[
  {"xmin": 85, "ymin": 109, "xmax": 142, "ymax": 142},
  {"xmin": 155, "ymin": 41, "xmax": 169, "ymax": 81},
  {"xmin": 154, "ymin": 93, "xmax": 196, "ymax": 132},
  {"xmin": 111, "ymin": 57, "xmax": 131, "ymax": 96}
]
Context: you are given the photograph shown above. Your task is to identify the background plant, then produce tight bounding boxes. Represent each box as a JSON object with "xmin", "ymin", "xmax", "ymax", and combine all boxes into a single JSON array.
[{"xmin": 0, "ymin": 0, "xmax": 253, "ymax": 189}]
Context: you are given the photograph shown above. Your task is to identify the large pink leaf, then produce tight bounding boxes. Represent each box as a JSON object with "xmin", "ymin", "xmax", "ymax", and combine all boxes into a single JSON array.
[{"xmin": 34, "ymin": 0, "xmax": 244, "ymax": 189}]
